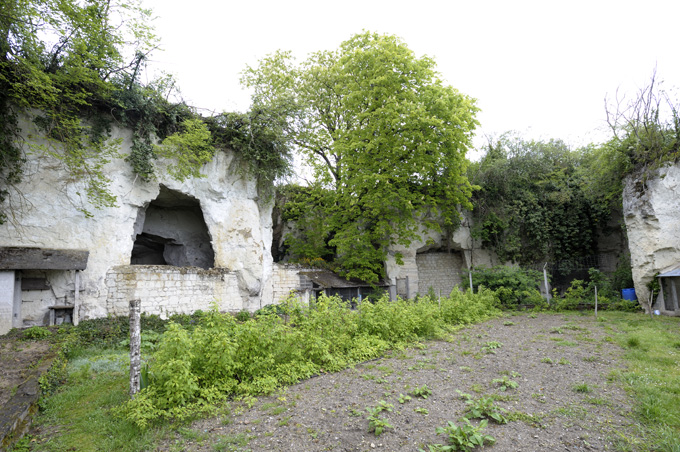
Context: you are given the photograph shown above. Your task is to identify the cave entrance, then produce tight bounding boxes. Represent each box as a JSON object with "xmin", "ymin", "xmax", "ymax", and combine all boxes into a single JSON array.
[{"xmin": 130, "ymin": 186, "xmax": 215, "ymax": 269}]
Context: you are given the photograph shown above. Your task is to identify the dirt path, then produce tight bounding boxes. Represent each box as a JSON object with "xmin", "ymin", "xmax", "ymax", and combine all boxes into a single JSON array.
[
  {"xmin": 159, "ymin": 312, "xmax": 639, "ymax": 452},
  {"xmin": 0, "ymin": 336, "xmax": 51, "ymax": 407}
]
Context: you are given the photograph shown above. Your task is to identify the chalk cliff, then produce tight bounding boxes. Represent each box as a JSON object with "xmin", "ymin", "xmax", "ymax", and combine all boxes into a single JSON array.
[
  {"xmin": 0, "ymin": 119, "xmax": 274, "ymax": 327},
  {"xmin": 623, "ymin": 162, "xmax": 680, "ymax": 307}
]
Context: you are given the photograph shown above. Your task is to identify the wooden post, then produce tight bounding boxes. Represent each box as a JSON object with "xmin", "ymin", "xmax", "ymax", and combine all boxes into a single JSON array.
[
  {"xmin": 543, "ymin": 263, "xmax": 551, "ymax": 305},
  {"xmin": 129, "ymin": 299, "xmax": 141, "ymax": 397},
  {"xmin": 594, "ymin": 285, "xmax": 598, "ymax": 320},
  {"xmin": 468, "ymin": 268, "xmax": 474, "ymax": 294}
]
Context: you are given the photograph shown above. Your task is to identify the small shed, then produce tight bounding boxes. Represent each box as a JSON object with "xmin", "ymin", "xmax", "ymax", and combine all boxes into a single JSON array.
[
  {"xmin": 657, "ymin": 265, "xmax": 680, "ymax": 314},
  {"xmin": 299, "ymin": 270, "xmax": 388, "ymax": 304},
  {"xmin": 0, "ymin": 247, "xmax": 89, "ymax": 333}
]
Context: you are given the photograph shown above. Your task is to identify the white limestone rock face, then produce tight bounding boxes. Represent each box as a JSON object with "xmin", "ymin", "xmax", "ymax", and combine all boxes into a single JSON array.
[
  {"xmin": 623, "ymin": 163, "xmax": 680, "ymax": 306},
  {"xmin": 0, "ymin": 120, "xmax": 274, "ymax": 324}
]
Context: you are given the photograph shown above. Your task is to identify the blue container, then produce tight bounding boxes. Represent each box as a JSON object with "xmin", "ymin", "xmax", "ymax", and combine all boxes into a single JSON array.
[{"xmin": 622, "ymin": 288, "xmax": 637, "ymax": 301}]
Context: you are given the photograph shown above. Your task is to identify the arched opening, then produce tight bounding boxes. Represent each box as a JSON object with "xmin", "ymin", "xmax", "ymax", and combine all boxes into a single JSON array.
[{"xmin": 130, "ymin": 186, "xmax": 215, "ymax": 269}]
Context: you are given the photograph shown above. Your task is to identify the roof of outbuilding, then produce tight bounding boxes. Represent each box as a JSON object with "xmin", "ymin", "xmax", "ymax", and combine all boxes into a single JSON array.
[
  {"xmin": 658, "ymin": 265, "xmax": 680, "ymax": 278},
  {"xmin": 299, "ymin": 269, "xmax": 388, "ymax": 289},
  {"xmin": 0, "ymin": 247, "xmax": 89, "ymax": 270}
]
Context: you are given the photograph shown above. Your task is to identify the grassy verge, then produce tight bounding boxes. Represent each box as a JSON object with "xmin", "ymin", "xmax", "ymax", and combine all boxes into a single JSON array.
[{"xmin": 601, "ymin": 312, "xmax": 680, "ymax": 451}]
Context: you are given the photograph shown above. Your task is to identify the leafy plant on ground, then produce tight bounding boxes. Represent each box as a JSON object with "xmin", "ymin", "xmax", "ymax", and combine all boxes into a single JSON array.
[
  {"xmin": 492, "ymin": 376, "xmax": 518, "ymax": 391},
  {"xmin": 411, "ymin": 384, "xmax": 433, "ymax": 399},
  {"xmin": 420, "ymin": 419, "xmax": 496, "ymax": 452},
  {"xmin": 398, "ymin": 393, "xmax": 412, "ymax": 404},
  {"xmin": 463, "ymin": 396, "xmax": 508, "ymax": 424},
  {"xmin": 481, "ymin": 341, "xmax": 503, "ymax": 354},
  {"xmin": 365, "ymin": 402, "xmax": 394, "ymax": 436},
  {"xmin": 21, "ymin": 326, "xmax": 51, "ymax": 340}
]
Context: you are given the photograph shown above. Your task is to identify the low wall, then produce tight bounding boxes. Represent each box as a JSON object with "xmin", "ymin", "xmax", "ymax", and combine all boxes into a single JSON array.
[
  {"xmin": 270, "ymin": 264, "xmax": 314, "ymax": 305},
  {"xmin": 105, "ymin": 265, "xmax": 243, "ymax": 317}
]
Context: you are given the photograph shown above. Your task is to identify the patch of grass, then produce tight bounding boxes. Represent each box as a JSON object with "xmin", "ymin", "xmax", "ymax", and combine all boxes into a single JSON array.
[
  {"xmin": 600, "ymin": 312, "xmax": 680, "ymax": 450},
  {"xmin": 32, "ymin": 370, "xmax": 158, "ymax": 451},
  {"xmin": 572, "ymin": 383, "xmax": 592, "ymax": 393},
  {"xmin": 540, "ymin": 357, "xmax": 554, "ymax": 364},
  {"xmin": 506, "ymin": 410, "xmax": 544, "ymax": 427}
]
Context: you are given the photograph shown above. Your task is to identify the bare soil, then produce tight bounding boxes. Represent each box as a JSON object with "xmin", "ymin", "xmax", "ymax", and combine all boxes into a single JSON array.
[{"xmin": 159, "ymin": 312, "xmax": 640, "ymax": 452}]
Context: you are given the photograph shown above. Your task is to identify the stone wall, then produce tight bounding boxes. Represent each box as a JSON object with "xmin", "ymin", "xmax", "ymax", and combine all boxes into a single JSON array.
[
  {"xmin": 105, "ymin": 266, "xmax": 244, "ymax": 317},
  {"xmin": 270, "ymin": 264, "xmax": 313, "ymax": 305},
  {"xmin": 623, "ymin": 162, "xmax": 680, "ymax": 308},
  {"xmin": 416, "ymin": 252, "xmax": 464, "ymax": 297}
]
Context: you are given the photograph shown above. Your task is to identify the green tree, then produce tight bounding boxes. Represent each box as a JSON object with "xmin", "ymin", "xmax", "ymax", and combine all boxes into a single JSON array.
[{"xmin": 243, "ymin": 31, "xmax": 479, "ymax": 283}]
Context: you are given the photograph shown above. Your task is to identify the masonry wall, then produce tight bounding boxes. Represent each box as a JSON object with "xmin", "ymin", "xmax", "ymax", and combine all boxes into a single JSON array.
[
  {"xmin": 270, "ymin": 264, "xmax": 315, "ymax": 305},
  {"xmin": 416, "ymin": 252, "xmax": 464, "ymax": 297},
  {"xmin": 105, "ymin": 265, "xmax": 244, "ymax": 317}
]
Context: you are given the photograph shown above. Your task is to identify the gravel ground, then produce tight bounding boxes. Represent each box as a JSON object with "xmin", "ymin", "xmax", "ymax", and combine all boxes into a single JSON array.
[{"xmin": 158, "ymin": 312, "xmax": 641, "ymax": 452}]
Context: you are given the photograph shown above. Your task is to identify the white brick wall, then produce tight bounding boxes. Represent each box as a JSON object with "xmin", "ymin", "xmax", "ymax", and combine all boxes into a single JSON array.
[
  {"xmin": 270, "ymin": 264, "xmax": 315, "ymax": 305},
  {"xmin": 416, "ymin": 252, "xmax": 465, "ymax": 297},
  {"xmin": 106, "ymin": 265, "xmax": 242, "ymax": 317}
]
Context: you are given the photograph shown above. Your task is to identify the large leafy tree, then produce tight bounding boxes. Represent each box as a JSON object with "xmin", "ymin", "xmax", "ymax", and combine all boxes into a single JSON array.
[{"xmin": 243, "ymin": 31, "xmax": 479, "ymax": 282}]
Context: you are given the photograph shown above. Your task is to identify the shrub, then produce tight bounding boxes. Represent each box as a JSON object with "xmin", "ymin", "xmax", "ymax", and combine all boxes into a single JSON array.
[
  {"xmin": 119, "ymin": 291, "xmax": 500, "ymax": 427},
  {"xmin": 463, "ymin": 265, "xmax": 544, "ymax": 309},
  {"xmin": 22, "ymin": 326, "xmax": 51, "ymax": 340}
]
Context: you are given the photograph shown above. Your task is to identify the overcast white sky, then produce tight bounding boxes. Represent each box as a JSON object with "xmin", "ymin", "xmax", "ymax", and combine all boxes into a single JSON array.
[{"xmin": 141, "ymin": 0, "xmax": 680, "ymax": 151}]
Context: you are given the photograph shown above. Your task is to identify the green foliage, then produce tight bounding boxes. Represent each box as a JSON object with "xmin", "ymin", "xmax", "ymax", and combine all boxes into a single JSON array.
[
  {"xmin": 235, "ymin": 310, "xmax": 251, "ymax": 322},
  {"xmin": 469, "ymin": 135, "xmax": 608, "ymax": 265},
  {"xmin": 463, "ymin": 396, "xmax": 508, "ymax": 424},
  {"xmin": 365, "ymin": 405, "xmax": 393, "ymax": 436},
  {"xmin": 245, "ymin": 31, "xmax": 479, "ymax": 282},
  {"xmin": 463, "ymin": 265, "xmax": 544, "ymax": 309},
  {"xmin": 0, "ymin": 1, "xmax": 290, "ymax": 222},
  {"xmin": 118, "ymin": 291, "xmax": 499, "ymax": 427},
  {"xmin": 21, "ymin": 325, "xmax": 51, "ymax": 340},
  {"xmin": 420, "ymin": 419, "xmax": 496, "ymax": 452},
  {"xmin": 411, "ymin": 384, "xmax": 432, "ymax": 399},
  {"xmin": 491, "ymin": 376, "xmax": 518, "ymax": 392}
]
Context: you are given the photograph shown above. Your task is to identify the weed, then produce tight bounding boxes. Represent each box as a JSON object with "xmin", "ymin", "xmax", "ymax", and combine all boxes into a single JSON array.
[
  {"xmin": 503, "ymin": 321, "xmax": 515, "ymax": 326},
  {"xmin": 411, "ymin": 384, "xmax": 432, "ymax": 399},
  {"xmin": 531, "ymin": 393, "xmax": 546, "ymax": 403},
  {"xmin": 573, "ymin": 383, "xmax": 592, "ymax": 393},
  {"xmin": 463, "ymin": 395, "xmax": 508, "ymax": 424},
  {"xmin": 365, "ymin": 403, "xmax": 393, "ymax": 436},
  {"xmin": 558, "ymin": 358, "xmax": 571, "ymax": 365},
  {"xmin": 398, "ymin": 393, "xmax": 412, "ymax": 404},
  {"xmin": 541, "ymin": 357, "xmax": 554, "ymax": 364},
  {"xmin": 481, "ymin": 341, "xmax": 503, "ymax": 354},
  {"xmin": 459, "ymin": 366, "xmax": 472, "ymax": 372},
  {"xmin": 22, "ymin": 326, "xmax": 51, "ymax": 340},
  {"xmin": 277, "ymin": 416, "xmax": 291, "ymax": 426},
  {"xmin": 492, "ymin": 376, "xmax": 518, "ymax": 391},
  {"xmin": 506, "ymin": 411, "xmax": 544, "ymax": 427},
  {"xmin": 415, "ymin": 407, "xmax": 429, "ymax": 415},
  {"xmin": 420, "ymin": 419, "xmax": 495, "ymax": 452},
  {"xmin": 213, "ymin": 433, "xmax": 252, "ymax": 452}
]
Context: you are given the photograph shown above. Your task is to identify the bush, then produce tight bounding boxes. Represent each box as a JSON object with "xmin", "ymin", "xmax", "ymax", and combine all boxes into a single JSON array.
[
  {"xmin": 119, "ymin": 290, "xmax": 500, "ymax": 427},
  {"xmin": 463, "ymin": 265, "xmax": 544, "ymax": 309},
  {"xmin": 22, "ymin": 326, "xmax": 51, "ymax": 340}
]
